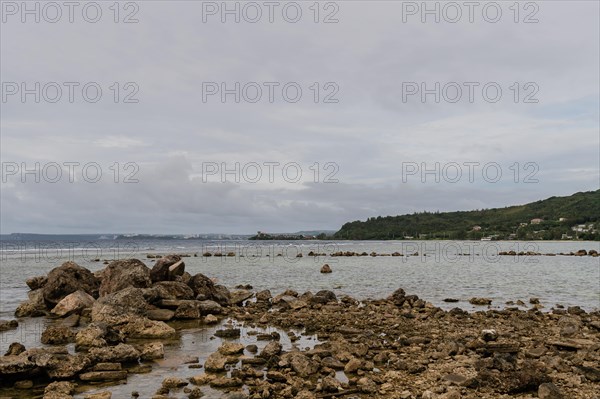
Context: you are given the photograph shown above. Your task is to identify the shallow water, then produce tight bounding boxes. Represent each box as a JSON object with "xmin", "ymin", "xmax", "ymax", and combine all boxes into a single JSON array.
[{"xmin": 0, "ymin": 239, "xmax": 599, "ymax": 397}]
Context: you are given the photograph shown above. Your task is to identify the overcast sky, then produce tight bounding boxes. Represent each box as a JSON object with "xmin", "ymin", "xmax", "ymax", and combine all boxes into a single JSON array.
[{"xmin": 1, "ymin": 1, "xmax": 599, "ymax": 234}]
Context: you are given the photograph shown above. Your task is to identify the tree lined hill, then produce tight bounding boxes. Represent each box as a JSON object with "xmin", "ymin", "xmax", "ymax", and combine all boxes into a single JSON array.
[{"xmin": 334, "ymin": 190, "xmax": 600, "ymax": 240}]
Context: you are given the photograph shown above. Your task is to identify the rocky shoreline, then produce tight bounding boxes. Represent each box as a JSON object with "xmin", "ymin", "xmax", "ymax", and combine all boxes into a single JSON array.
[{"xmin": 1, "ymin": 256, "xmax": 599, "ymax": 399}]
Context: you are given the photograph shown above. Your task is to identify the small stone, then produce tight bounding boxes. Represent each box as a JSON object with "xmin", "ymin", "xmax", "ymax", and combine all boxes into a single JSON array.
[
  {"xmin": 538, "ymin": 382, "xmax": 564, "ymax": 399},
  {"xmin": 204, "ymin": 314, "xmax": 218, "ymax": 324},
  {"xmin": 162, "ymin": 377, "xmax": 188, "ymax": 389},
  {"xmin": 320, "ymin": 264, "xmax": 332, "ymax": 273}
]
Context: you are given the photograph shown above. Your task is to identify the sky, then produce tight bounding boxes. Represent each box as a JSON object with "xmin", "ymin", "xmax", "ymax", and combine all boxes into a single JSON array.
[{"xmin": 1, "ymin": 0, "xmax": 599, "ymax": 234}]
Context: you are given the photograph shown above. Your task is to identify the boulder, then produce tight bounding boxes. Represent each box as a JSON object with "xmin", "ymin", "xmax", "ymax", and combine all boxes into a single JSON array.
[
  {"xmin": 259, "ymin": 341, "xmax": 282, "ymax": 359},
  {"xmin": 147, "ymin": 308, "xmax": 175, "ymax": 321},
  {"xmin": 42, "ymin": 261, "xmax": 99, "ymax": 307},
  {"xmin": 91, "ymin": 287, "xmax": 148, "ymax": 325},
  {"xmin": 284, "ymin": 352, "xmax": 320, "ymax": 377},
  {"xmin": 79, "ymin": 371, "xmax": 127, "ymax": 381},
  {"xmin": 51, "ymin": 290, "xmax": 95, "ymax": 317},
  {"xmin": 139, "ymin": 342, "xmax": 164, "ymax": 360},
  {"xmin": 44, "ymin": 381, "xmax": 75, "ymax": 399},
  {"xmin": 0, "ymin": 353, "xmax": 36, "ymax": 378},
  {"xmin": 310, "ymin": 290, "xmax": 337, "ymax": 305},
  {"xmin": 149, "ymin": 255, "xmax": 184, "ymax": 282},
  {"xmin": 5, "ymin": 342, "xmax": 26, "ymax": 356},
  {"xmin": 28, "ymin": 350, "xmax": 90, "ymax": 379},
  {"xmin": 99, "ymin": 259, "xmax": 151, "ymax": 296},
  {"xmin": 213, "ymin": 285, "xmax": 232, "ymax": 306},
  {"xmin": 188, "ymin": 273, "xmax": 217, "ymax": 300},
  {"xmin": 470, "ymin": 297, "xmax": 492, "ymax": 306},
  {"xmin": 149, "ymin": 281, "xmax": 194, "ymax": 301},
  {"xmin": 204, "ymin": 351, "xmax": 229, "ymax": 372},
  {"xmin": 230, "ymin": 289, "xmax": 253, "ymax": 305},
  {"xmin": 0, "ymin": 319, "xmax": 18, "ymax": 332},
  {"xmin": 117, "ymin": 317, "xmax": 176, "ymax": 339},
  {"xmin": 15, "ymin": 289, "xmax": 47, "ymax": 317}
]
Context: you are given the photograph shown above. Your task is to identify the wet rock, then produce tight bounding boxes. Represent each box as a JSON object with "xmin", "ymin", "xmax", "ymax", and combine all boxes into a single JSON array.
[
  {"xmin": 50, "ymin": 290, "xmax": 95, "ymax": 317},
  {"xmin": 204, "ymin": 314, "xmax": 218, "ymax": 324},
  {"xmin": 255, "ymin": 290, "xmax": 272, "ymax": 303},
  {"xmin": 41, "ymin": 325, "xmax": 75, "ymax": 345},
  {"xmin": 5, "ymin": 342, "xmax": 26, "ymax": 356},
  {"xmin": 538, "ymin": 382, "xmax": 564, "ymax": 399},
  {"xmin": 189, "ymin": 373, "xmax": 216, "ymax": 385},
  {"xmin": 320, "ymin": 264, "xmax": 332, "ymax": 273},
  {"xmin": 42, "ymin": 261, "xmax": 99, "ymax": 307},
  {"xmin": 214, "ymin": 328, "xmax": 240, "ymax": 338},
  {"xmin": 99, "ymin": 259, "xmax": 152, "ymax": 296},
  {"xmin": 150, "ymin": 255, "xmax": 184, "ymax": 282},
  {"xmin": 443, "ymin": 298, "xmax": 459, "ymax": 303},
  {"xmin": 14, "ymin": 379, "xmax": 33, "ymax": 389},
  {"xmin": 30, "ymin": 351, "xmax": 90, "ymax": 379},
  {"xmin": 162, "ymin": 376, "xmax": 188, "ymax": 388},
  {"xmin": 118, "ymin": 317, "xmax": 176, "ymax": 339},
  {"xmin": 0, "ymin": 353, "xmax": 36, "ymax": 377},
  {"xmin": 209, "ymin": 376, "xmax": 243, "ymax": 388},
  {"xmin": 0, "ymin": 319, "xmax": 18, "ymax": 331},
  {"xmin": 88, "ymin": 343, "xmax": 140, "ymax": 363},
  {"xmin": 285, "ymin": 352, "xmax": 320, "ymax": 377}
]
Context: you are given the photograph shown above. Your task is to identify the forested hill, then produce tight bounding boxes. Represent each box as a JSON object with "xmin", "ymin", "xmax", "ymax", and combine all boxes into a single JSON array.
[{"xmin": 334, "ymin": 190, "xmax": 600, "ymax": 240}]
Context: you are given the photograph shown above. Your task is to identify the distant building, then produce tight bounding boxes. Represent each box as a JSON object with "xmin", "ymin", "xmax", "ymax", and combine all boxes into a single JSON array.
[
  {"xmin": 530, "ymin": 218, "xmax": 543, "ymax": 224},
  {"xmin": 472, "ymin": 225, "xmax": 482, "ymax": 231},
  {"xmin": 559, "ymin": 217, "xmax": 568, "ymax": 222},
  {"xmin": 561, "ymin": 234, "xmax": 573, "ymax": 240}
]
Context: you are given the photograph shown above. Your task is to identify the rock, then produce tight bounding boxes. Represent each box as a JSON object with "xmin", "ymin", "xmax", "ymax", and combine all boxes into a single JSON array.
[
  {"xmin": 29, "ymin": 351, "xmax": 90, "ymax": 379},
  {"xmin": 174, "ymin": 301, "xmax": 203, "ymax": 319},
  {"xmin": 209, "ymin": 376, "xmax": 243, "ymax": 388},
  {"xmin": 88, "ymin": 343, "xmax": 140, "ymax": 363},
  {"xmin": 187, "ymin": 387, "xmax": 204, "ymax": 399},
  {"xmin": 118, "ymin": 317, "xmax": 176, "ymax": 339},
  {"xmin": 162, "ymin": 376, "xmax": 188, "ymax": 388},
  {"xmin": 91, "ymin": 287, "xmax": 148, "ymax": 325},
  {"xmin": 357, "ymin": 377, "xmax": 377, "ymax": 394},
  {"xmin": 321, "ymin": 376, "xmax": 341, "ymax": 392},
  {"xmin": 285, "ymin": 352, "xmax": 320, "ymax": 377},
  {"xmin": 255, "ymin": 290, "xmax": 272, "ymax": 303},
  {"xmin": 51, "ymin": 290, "xmax": 95, "ymax": 317},
  {"xmin": 443, "ymin": 298, "xmax": 459, "ymax": 302},
  {"xmin": 538, "ymin": 382, "xmax": 564, "ymax": 399},
  {"xmin": 99, "ymin": 259, "xmax": 152, "ymax": 296},
  {"xmin": 230, "ymin": 289, "xmax": 253, "ymax": 305},
  {"xmin": 139, "ymin": 342, "xmax": 165, "ymax": 360},
  {"xmin": 150, "ymin": 281, "xmax": 194, "ymax": 301},
  {"xmin": 575, "ymin": 366, "xmax": 600, "ymax": 382},
  {"xmin": 310, "ymin": 290, "xmax": 337, "ymax": 304},
  {"xmin": 5, "ymin": 342, "xmax": 26, "ymax": 356},
  {"xmin": 14, "ymin": 379, "xmax": 33, "ymax": 389},
  {"xmin": 469, "ymin": 297, "xmax": 492, "ymax": 306},
  {"xmin": 42, "ymin": 261, "xmax": 99, "ymax": 306},
  {"xmin": 41, "ymin": 325, "xmax": 75, "ymax": 345},
  {"xmin": 344, "ymin": 358, "xmax": 361, "ymax": 373},
  {"xmin": 218, "ymin": 343, "xmax": 245, "ymax": 355},
  {"xmin": 0, "ymin": 319, "xmax": 18, "ymax": 331},
  {"xmin": 188, "ymin": 273, "xmax": 217, "ymax": 300},
  {"xmin": 26, "ymin": 275, "xmax": 47, "ymax": 290},
  {"xmin": 204, "ymin": 351, "xmax": 228, "ymax": 372},
  {"xmin": 190, "ymin": 373, "xmax": 216, "ymax": 385},
  {"xmin": 79, "ymin": 371, "xmax": 127, "ymax": 381},
  {"xmin": 259, "ymin": 341, "xmax": 282, "ymax": 359},
  {"xmin": 443, "ymin": 373, "xmax": 468, "ymax": 386},
  {"xmin": 0, "ymin": 353, "xmax": 36, "ymax": 377},
  {"xmin": 477, "ymin": 363, "xmax": 550, "ymax": 393},
  {"xmin": 213, "ymin": 285, "xmax": 232, "ymax": 306},
  {"xmin": 150, "ymin": 254, "xmax": 184, "ymax": 282},
  {"xmin": 15, "ymin": 289, "xmax": 47, "ymax": 317},
  {"xmin": 321, "ymin": 357, "xmax": 344, "ymax": 370},
  {"xmin": 481, "ymin": 329, "xmax": 498, "ymax": 342},
  {"xmin": 320, "ymin": 264, "xmax": 332, "ymax": 273},
  {"xmin": 204, "ymin": 314, "xmax": 218, "ymax": 324},
  {"xmin": 147, "ymin": 308, "xmax": 175, "ymax": 321},
  {"xmin": 530, "ymin": 297, "xmax": 540, "ymax": 304},
  {"xmin": 215, "ymin": 328, "xmax": 241, "ymax": 338},
  {"xmin": 84, "ymin": 392, "xmax": 112, "ymax": 399},
  {"xmin": 44, "ymin": 381, "xmax": 75, "ymax": 398}
]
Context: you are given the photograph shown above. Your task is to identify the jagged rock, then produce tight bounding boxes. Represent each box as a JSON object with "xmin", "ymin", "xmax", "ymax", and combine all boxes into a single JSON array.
[
  {"xmin": 204, "ymin": 351, "xmax": 228, "ymax": 372},
  {"xmin": 88, "ymin": 343, "xmax": 140, "ymax": 363},
  {"xmin": 5, "ymin": 342, "xmax": 26, "ymax": 356},
  {"xmin": 139, "ymin": 342, "xmax": 164, "ymax": 360},
  {"xmin": 117, "ymin": 317, "xmax": 176, "ymax": 339},
  {"xmin": 150, "ymin": 255, "xmax": 184, "ymax": 282},
  {"xmin": 51, "ymin": 290, "xmax": 95, "ymax": 317},
  {"xmin": 255, "ymin": 290, "xmax": 272, "ymax": 303},
  {"xmin": 310, "ymin": 290, "xmax": 337, "ymax": 305},
  {"xmin": 188, "ymin": 273, "xmax": 216, "ymax": 300},
  {"xmin": 91, "ymin": 287, "xmax": 148, "ymax": 325},
  {"xmin": 75, "ymin": 323, "xmax": 124, "ymax": 350},
  {"xmin": 230, "ymin": 289, "xmax": 253, "ymax": 305},
  {"xmin": 213, "ymin": 285, "xmax": 231, "ymax": 306},
  {"xmin": 44, "ymin": 381, "xmax": 75, "ymax": 399},
  {"xmin": 42, "ymin": 261, "xmax": 99, "ymax": 307},
  {"xmin": 538, "ymin": 382, "xmax": 564, "ymax": 399},
  {"xmin": 0, "ymin": 353, "xmax": 36, "ymax": 377},
  {"xmin": 41, "ymin": 325, "xmax": 75, "ymax": 345},
  {"xmin": 26, "ymin": 275, "xmax": 47, "ymax": 290},
  {"xmin": 218, "ymin": 343, "xmax": 245, "ymax": 355},
  {"xmin": 162, "ymin": 376, "xmax": 188, "ymax": 388},
  {"xmin": 209, "ymin": 376, "xmax": 242, "ymax": 388},
  {"xmin": 149, "ymin": 281, "xmax": 194, "ymax": 301},
  {"xmin": 259, "ymin": 341, "xmax": 282, "ymax": 359},
  {"xmin": 322, "ymin": 376, "xmax": 342, "ymax": 392},
  {"xmin": 79, "ymin": 371, "xmax": 127, "ymax": 381},
  {"xmin": 284, "ymin": 352, "xmax": 319, "ymax": 377},
  {"xmin": 15, "ymin": 289, "xmax": 48, "ymax": 317},
  {"xmin": 99, "ymin": 259, "xmax": 152, "ymax": 296},
  {"xmin": 29, "ymin": 351, "xmax": 90, "ymax": 379}
]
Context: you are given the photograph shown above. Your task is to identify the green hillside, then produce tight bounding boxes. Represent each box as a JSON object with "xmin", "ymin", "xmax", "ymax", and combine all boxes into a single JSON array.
[{"xmin": 334, "ymin": 190, "xmax": 600, "ymax": 240}]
